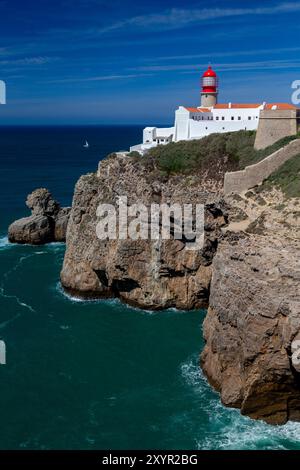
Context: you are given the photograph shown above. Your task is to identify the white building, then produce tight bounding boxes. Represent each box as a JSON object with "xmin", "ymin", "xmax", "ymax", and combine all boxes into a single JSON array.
[{"xmin": 130, "ymin": 66, "xmax": 297, "ymax": 154}]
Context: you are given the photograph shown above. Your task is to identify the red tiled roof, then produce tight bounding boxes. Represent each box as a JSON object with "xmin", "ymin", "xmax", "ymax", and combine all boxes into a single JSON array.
[
  {"xmin": 214, "ymin": 103, "xmax": 298, "ymax": 110},
  {"xmin": 265, "ymin": 103, "xmax": 298, "ymax": 110},
  {"xmin": 214, "ymin": 103, "xmax": 261, "ymax": 109},
  {"xmin": 185, "ymin": 107, "xmax": 211, "ymax": 113},
  {"xmin": 185, "ymin": 103, "xmax": 299, "ymax": 113}
]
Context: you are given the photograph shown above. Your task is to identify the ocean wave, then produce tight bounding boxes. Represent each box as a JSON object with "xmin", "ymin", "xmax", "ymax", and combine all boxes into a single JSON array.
[
  {"xmin": 54, "ymin": 281, "xmax": 117, "ymax": 306},
  {"xmin": 181, "ymin": 355, "xmax": 300, "ymax": 450},
  {"xmin": 200, "ymin": 408, "xmax": 300, "ymax": 450},
  {"xmin": 45, "ymin": 242, "xmax": 65, "ymax": 253},
  {"xmin": 0, "ymin": 236, "xmax": 13, "ymax": 251},
  {"xmin": 0, "ymin": 312, "xmax": 22, "ymax": 330},
  {"xmin": 55, "ymin": 281, "xmax": 156, "ymax": 313},
  {"xmin": 0, "ymin": 252, "xmax": 42, "ymax": 314},
  {"xmin": 0, "ymin": 286, "xmax": 35, "ymax": 314},
  {"xmin": 2, "ymin": 252, "xmax": 45, "ymax": 282},
  {"xmin": 0, "ymin": 236, "xmax": 65, "ymax": 252}
]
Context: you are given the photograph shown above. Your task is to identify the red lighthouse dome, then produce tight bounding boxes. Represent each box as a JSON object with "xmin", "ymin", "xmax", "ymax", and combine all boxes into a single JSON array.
[{"xmin": 201, "ymin": 65, "xmax": 218, "ymax": 93}]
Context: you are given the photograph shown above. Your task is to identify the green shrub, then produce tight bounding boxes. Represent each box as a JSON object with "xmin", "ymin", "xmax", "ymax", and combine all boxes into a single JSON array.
[
  {"xmin": 262, "ymin": 153, "xmax": 300, "ymax": 198},
  {"xmin": 128, "ymin": 151, "xmax": 141, "ymax": 158},
  {"xmin": 143, "ymin": 131, "xmax": 300, "ymax": 176}
]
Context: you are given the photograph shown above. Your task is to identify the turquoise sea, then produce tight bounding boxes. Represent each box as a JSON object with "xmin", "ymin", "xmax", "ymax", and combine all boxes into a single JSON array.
[{"xmin": 1, "ymin": 126, "xmax": 300, "ymax": 450}]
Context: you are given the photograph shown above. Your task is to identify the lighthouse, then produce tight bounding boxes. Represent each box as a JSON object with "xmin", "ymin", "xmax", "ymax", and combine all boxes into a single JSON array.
[
  {"xmin": 201, "ymin": 65, "xmax": 218, "ymax": 108},
  {"xmin": 131, "ymin": 65, "xmax": 299, "ymax": 154}
]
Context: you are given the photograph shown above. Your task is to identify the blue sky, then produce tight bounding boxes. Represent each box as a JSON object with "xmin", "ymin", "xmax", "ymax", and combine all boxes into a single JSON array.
[{"xmin": 0, "ymin": 0, "xmax": 300, "ymax": 124}]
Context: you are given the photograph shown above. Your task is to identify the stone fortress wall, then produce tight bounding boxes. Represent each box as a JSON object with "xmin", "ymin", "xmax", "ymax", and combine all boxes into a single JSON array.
[
  {"xmin": 224, "ymin": 136, "xmax": 300, "ymax": 195},
  {"xmin": 224, "ymin": 109, "xmax": 300, "ymax": 194},
  {"xmin": 254, "ymin": 109, "xmax": 299, "ymax": 150}
]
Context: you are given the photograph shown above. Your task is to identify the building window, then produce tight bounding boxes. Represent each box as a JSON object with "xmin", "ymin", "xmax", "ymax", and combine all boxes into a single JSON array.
[
  {"xmin": 231, "ymin": 116, "xmax": 234, "ymax": 120},
  {"xmin": 205, "ymin": 127, "xmax": 208, "ymax": 130},
  {"xmin": 216, "ymin": 116, "xmax": 219, "ymax": 120},
  {"xmin": 248, "ymin": 116, "xmax": 251, "ymax": 120},
  {"xmin": 222, "ymin": 116, "xmax": 225, "ymax": 120},
  {"xmin": 238, "ymin": 116, "xmax": 241, "ymax": 120}
]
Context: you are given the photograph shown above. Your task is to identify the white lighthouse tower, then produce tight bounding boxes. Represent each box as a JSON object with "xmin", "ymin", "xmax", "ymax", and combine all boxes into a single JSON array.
[{"xmin": 201, "ymin": 65, "xmax": 218, "ymax": 107}]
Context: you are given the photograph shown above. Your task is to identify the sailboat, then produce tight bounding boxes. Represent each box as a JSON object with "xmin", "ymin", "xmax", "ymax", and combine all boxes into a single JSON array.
[{"xmin": 83, "ymin": 140, "xmax": 89, "ymax": 148}]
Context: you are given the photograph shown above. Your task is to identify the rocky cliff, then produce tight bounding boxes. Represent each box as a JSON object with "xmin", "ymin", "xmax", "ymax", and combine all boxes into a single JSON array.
[
  {"xmin": 202, "ymin": 187, "xmax": 300, "ymax": 424},
  {"xmin": 61, "ymin": 153, "xmax": 227, "ymax": 309},
  {"xmin": 10, "ymin": 133, "xmax": 300, "ymax": 425},
  {"xmin": 60, "ymin": 147, "xmax": 300, "ymax": 425}
]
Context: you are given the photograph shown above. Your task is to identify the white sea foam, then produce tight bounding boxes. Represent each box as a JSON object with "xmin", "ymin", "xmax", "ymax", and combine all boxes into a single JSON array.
[
  {"xmin": 45, "ymin": 242, "xmax": 65, "ymax": 253},
  {"xmin": 0, "ymin": 236, "xmax": 12, "ymax": 250},
  {"xmin": 2, "ymin": 252, "xmax": 45, "ymax": 282},
  {"xmin": 0, "ymin": 252, "xmax": 42, "ymax": 314},
  {"xmin": 55, "ymin": 281, "xmax": 118, "ymax": 306},
  {"xmin": 0, "ymin": 236, "xmax": 64, "ymax": 252},
  {"xmin": 0, "ymin": 286, "xmax": 35, "ymax": 314},
  {"xmin": 181, "ymin": 355, "xmax": 300, "ymax": 450},
  {"xmin": 0, "ymin": 312, "xmax": 22, "ymax": 330},
  {"xmin": 55, "ymin": 281, "xmax": 154, "ymax": 313}
]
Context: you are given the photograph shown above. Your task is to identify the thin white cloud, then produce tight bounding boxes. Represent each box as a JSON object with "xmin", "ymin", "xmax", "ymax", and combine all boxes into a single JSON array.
[
  {"xmin": 45, "ymin": 73, "xmax": 153, "ymax": 83},
  {"xmin": 0, "ymin": 56, "xmax": 59, "ymax": 66},
  {"xmin": 130, "ymin": 59, "xmax": 300, "ymax": 73},
  {"xmin": 93, "ymin": 2, "xmax": 300, "ymax": 34},
  {"xmin": 148, "ymin": 47, "xmax": 300, "ymax": 63}
]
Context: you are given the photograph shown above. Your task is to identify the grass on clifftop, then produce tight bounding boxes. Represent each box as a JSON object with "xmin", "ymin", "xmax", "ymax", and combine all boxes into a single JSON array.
[
  {"xmin": 262, "ymin": 153, "xmax": 300, "ymax": 198},
  {"xmin": 135, "ymin": 131, "xmax": 300, "ymax": 176}
]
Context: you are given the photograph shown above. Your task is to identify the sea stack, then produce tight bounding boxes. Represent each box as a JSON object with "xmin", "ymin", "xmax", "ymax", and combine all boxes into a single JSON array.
[{"xmin": 8, "ymin": 188, "xmax": 71, "ymax": 245}]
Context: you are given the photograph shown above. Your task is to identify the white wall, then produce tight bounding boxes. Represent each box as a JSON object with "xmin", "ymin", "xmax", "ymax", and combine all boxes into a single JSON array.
[
  {"xmin": 174, "ymin": 107, "xmax": 191, "ymax": 141},
  {"xmin": 137, "ymin": 105, "xmax": 263, "ymax": 153},
  {"xmin": 143, "ymin": 127, "xmax": 156, "ymax": 143},
  {"xmin": 189, "ymin": 117, "xmax": 258, "ymax": 139},
  {"xmin": 174, "ymin": 107, "xmax": 260, "ymax": 141},
  {"xmin": 155, "ymin": 127, "xmax": 174, "ymax": 138}
]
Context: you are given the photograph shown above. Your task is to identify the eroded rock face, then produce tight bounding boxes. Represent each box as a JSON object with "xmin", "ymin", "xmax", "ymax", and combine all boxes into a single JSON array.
[
  {"xmin": 61, "ymin": 154, "xmax": 226, "ymax": 309},
  {"xmin": 55, "ymin": 207, "xmax": 71, "ymax": 242},
  {"xmin": 61, "ymin": 151, "xmax": 300, "ymax": 424},
  {"xmin": 201, "ymin": 190, "xmax": 300, "ymax": 424},
  {"xmin": 26, "ymin": 188, "xmax": 60, "ymax": 217},
  {"xmin": 8, "ymin": 215, "xmax": 54, "ymax": 245},
  {"xmin": 8, "ymin": 188, "xmax": 70, "ymax": 245}
]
